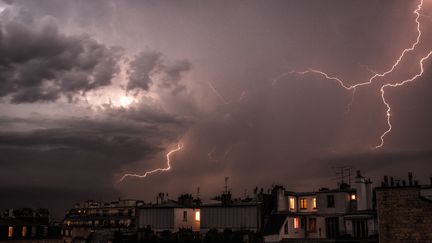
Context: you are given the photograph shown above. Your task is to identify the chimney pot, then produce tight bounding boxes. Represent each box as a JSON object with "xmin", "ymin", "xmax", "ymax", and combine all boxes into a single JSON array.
[
  {"xmin": 384, "ymin": 176, "xmax": 389, "ymax": 186},
  {"xmin": 408, "ymin": 172, "xmax": 413, "ymax": 186}
]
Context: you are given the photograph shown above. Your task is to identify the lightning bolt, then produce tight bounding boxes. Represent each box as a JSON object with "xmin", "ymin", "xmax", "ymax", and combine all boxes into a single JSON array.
[
  {"xmin": 206, "ymin": 80, "xmax": 231, "ymax": 105},
  {"xmin": 276, "ymin": 0, "xmax": 430, "ymax": 149},
  {"xmin": 207, "ymin": 146, "xmax": 219, "ymax": 162},
  {"xmin": 118, "ymin": 143, "xmax": 183, "ymax": 182},
  {"xmin": 376, "ymin": 51, "xmax": 432, "ymax": 148}
]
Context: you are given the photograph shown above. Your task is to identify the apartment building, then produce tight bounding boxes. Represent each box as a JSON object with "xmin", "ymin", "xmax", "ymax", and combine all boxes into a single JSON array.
[
  {"xmin": 62, "ymin": 199, "xmax": 141, "ymax": 243},
  {"xmin": 263, "ymin": 171, "xmax": 377, "ymax": 242},
  {"xmin": 376, "ymin": 173, "xmax": 432, "ymax": 243}
]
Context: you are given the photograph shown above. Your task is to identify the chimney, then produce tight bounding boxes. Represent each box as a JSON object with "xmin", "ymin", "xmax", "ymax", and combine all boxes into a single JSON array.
[
  {"xmin": 408, "ymin": 172, "xmax": 413, "ymax": 186},
  {"xmin": 390, "ymin": 177, "xmax": 394, "ymax": 187},
  {"xmin": 384, "ymin": 176, "xmax": 389, "ymax": 187}
]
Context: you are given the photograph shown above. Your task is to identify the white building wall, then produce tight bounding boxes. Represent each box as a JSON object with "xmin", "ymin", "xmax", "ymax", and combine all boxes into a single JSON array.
[
  {"xmin": 200, "ymin": 206, "xmax": 259, "ymax": 232},
  {"xmin": 316, "ymin": 192, "xmax": 350, "ymax": 214},
  {"xmin": 173, "ymin": 208, "xmax": 200, "ymax": 232},
  {"xmin": 137, "ymin": 208, "xmax": 174, "ymax": 231}
]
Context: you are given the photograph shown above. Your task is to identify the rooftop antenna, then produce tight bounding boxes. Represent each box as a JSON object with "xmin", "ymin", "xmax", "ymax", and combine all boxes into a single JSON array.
[
  {"xmin": 333, "ymin": 166, "xmax": 352, "ymax": 186},
  {"xmin": 345, "ymin": 167, "xmax": 352, "ymax": 185},
  {"xmin": 196, "ymin": 187, "xmax": 200, "ymax": 199},
  {"xmin": 225, "ymin": 177, "xmax": 229, "ymax": 194}
]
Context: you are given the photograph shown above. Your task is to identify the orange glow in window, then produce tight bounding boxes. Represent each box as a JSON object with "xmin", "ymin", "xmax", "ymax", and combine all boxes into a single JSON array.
[{"xmin": 195, "ymin": 211, "xmax": 200, "ymax": 221}]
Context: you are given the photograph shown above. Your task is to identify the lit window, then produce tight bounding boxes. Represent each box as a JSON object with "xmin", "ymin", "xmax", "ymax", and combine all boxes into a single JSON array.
[
  {"xmin": 289, "ymin": 198, "xmax": 295, "ymax": 210},
  {"xmin": 8, "ymin": 226, "xmax": 13, "ymax": 237},
  {"xmin": 183, "ymin": 211, "xmax": 187, "ymax": 222},
  {"xmin": 293, "ymin": 218, "xmax": 299, "ymax": 229},
  {"xmin": 22, "ymin": 226, "xmax": 27, "ymax": 237},
  {"xmin": 313, "ymin": 198, "xmax": 317, "ymax": 209},
  {"xmin": 300, "ymin": 198, "xmax": 307, "ymax": 209},
  {"xmin": 351, "ymin": 194, "xmax": 356, "ymax": 200},
  {"xmin": 195, "ymin": 211, "xmax": 200, "ymax": 222}
]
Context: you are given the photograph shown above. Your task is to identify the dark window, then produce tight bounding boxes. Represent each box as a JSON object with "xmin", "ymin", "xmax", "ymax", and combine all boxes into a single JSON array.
[
  {"xmin": 353, "ymin": 220, "xmax": 368, "ymax": 239},
  {"xmin": 327, "ymin": 195, "xmax": 335, "ymax": 208},
  {"xmin": 308, "ymin": 218, "xmax": 317, "ymax": 233},
  {"xmin": 183, "ymin": 211, "xmax": 187, "ymax": 222},
  {"xmin": 325, "ymin": 217, "xmax": 339, "ymax": 239},
  {"xmin": 284, "ymin": 221, "xmax": 289, "ymax": 234},
  {"xmin": 300, "ymin": 217, "xmax": 305, "ymax": 229}
]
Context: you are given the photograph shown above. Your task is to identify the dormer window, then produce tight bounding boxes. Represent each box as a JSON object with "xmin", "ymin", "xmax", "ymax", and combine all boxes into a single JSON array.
[
  {"xmin": 300, "ymin": 198, "xmax": 307, "ymax": 210},
  {"xmin": 289, "ymin": 197, "xmax": 295, "ymax": 210},
  {"xmin": 313, "ymin": 197, "xmax": 317, "ymax": 209}
]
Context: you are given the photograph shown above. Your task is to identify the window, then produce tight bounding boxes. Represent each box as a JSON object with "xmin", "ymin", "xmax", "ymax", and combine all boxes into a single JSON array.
[
  {"xmin": 353, "ymin": 220, "xmax": 368, "ymax": 239},
  {"xmin": 293, "ymin": 217, "xmax": 299, "ymax": 229},
  {"xmin": 300, "ymin": 198, "xmax": 307, "ymax": 209},
  {"xmin": 22, "ymin": 226, "xmax": 27, "ymax": 237},
  {"xmin": 313, "ymin": 197, "xmax": 317, "ymax": 209},
  {"xmin": 195, "ymin": 211, "xmax": 200, "ymax": 222},
  {"xmin": 351, "ymin": 194, "xmax": 356, "ymax": 200},
  {"xmin": 327, "ymin": 195, "xmax": 335, "ymax": 208},
  {"xmin": 183, "ymin": 211, "xmax": 187, "ymax": 222},
  {"xmin": 325, "ymin": 217, "xmax": 339, "ymax": 239},
  {"xmin": 284, "ymin": 221, "xmax": 289, "ymax": 234},
  {"xmin": 289, "ymin": 197, "xmax": 295, "ymax": 210},
  {"xmin": 308, "ymin": 218, "xmax": 317, "ymax": 232},
  {"xmin": 8, "ymin": 226, "xmax": 13, "ymax": 238}
]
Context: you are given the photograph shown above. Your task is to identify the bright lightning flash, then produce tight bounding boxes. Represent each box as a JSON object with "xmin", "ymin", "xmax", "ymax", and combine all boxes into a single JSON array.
[
  {"xmin": 119, "ymin": 143, "xmax": 183, "ymax": 182},
  {"xmin": 276, "ymin": 0, "xmax": 431, "ymax": 149}
]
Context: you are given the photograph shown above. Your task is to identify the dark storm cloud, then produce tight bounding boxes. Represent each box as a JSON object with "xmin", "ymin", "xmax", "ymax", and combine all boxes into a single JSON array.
[
  {"xmin": 2, "ymin": 0, "xmax": 432, "ymax": 209},
  {"xmin": 321, "ymin": 150, "xmax": 432, "ymax": 172},
  {"xmin": 126, "ymin": 50, "xmax": 192, "ymax": 92},
  {"xmin": 0, "ymin": 9, "xmax": 122, "ymax": 103},
  {"xmin": 1, "ymin": 0, "xmax": 13, "ymax": 5},
  {"xmin": 126, "ymin": 50, "xmax": 161, "ymax": 91}
]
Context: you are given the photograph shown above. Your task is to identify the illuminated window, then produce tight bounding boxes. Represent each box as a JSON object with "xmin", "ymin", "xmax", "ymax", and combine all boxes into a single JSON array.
[
  {"xmin": 300, "ymin": 198, "xmax": 307, "ymax": 209},
  {"xmin": 183, "ymin": 211, "xmax": 187, "ymax": 222},
  {"xmin": 313, "ymin": 198, "xmax": 317, "ymax": 209},
  {"xmin": 195, "ymin": 211, "xmax": 200, "ymax": 222},
  {"xmin": 8, "ymin": 226, "xmax": 13, "ymax": 237},
  {"xmin": 351, "ymin": 194, "xmax": 356, "ymax": 200},
  {"xmin": 293, "ymin": 218, "xmax": 299, "ymax": 229},
  {"xmin": 22, "ymin": 226, "xmax": 27, "ymax": 237},
  {"xmin": 289, "ymin": 198, "xmax": 295, "ymax": 210}
]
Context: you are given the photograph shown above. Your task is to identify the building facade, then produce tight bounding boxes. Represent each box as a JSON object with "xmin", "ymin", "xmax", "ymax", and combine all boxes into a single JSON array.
[
  {"xmin": 62, "ymin": 199, "xmax": 141, "ymax": 243},
  {"xmin": 263, "ymin": 171, "xmax": 378, "ymax": 242},
  {"xmin": 376, "ymin": 175, "xmax": 432, "ymax": 243},
  {"xmin": 0, "ymin": 208, "xmax": 61, "ymax": 242}
]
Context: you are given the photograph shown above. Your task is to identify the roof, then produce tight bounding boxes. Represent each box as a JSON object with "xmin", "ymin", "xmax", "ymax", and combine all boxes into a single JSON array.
[
  {"xmin": 0, "ymin": 218, "xmax": 49, "ymax": 226},
  {"xmin": 201, "ymin": 201, "xmax": 261, "ymax": 208},
  {"xmin": 263, "ymin": 214, "xmax": 288, "ymax": 236}
]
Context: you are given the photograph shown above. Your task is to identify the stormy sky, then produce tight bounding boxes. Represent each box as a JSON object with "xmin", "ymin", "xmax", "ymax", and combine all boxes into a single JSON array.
[{"xmin": 1, "ymin": 0, "xmax": 432, "ymax": 218}]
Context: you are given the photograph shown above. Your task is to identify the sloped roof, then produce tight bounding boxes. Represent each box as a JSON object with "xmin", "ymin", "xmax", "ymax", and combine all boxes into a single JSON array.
[{"xmin": 263, "ymin": 214, "xmax": 288, "ymax": 236}]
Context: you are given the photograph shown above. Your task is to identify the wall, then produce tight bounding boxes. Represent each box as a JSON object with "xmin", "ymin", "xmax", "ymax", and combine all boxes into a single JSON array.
[
  {"xmin": 376, "ymin": 186, "xmax": 432, "ymax": 243},
  {"xmin": 316, "ymin": 192, "xmax": 350, "ymax": 214},
  {"xmin": 200, "ymin": 205, "xmax": 259, "ymax": 232},
  {"xmin": 137, "ymin": 207, "xmax": 174, "ymax": 231},
  {"xmin": 173, "ymin": 208, "xmax": 200, "ymax": 232}
]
